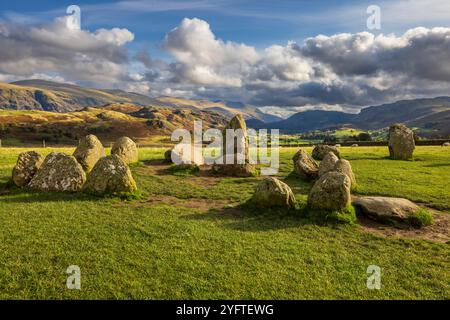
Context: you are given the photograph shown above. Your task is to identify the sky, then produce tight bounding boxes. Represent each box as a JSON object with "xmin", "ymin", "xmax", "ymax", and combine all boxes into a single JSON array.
[{"xmin": 1, "ymin": 0, "xmax": 450, "ymax": 117}]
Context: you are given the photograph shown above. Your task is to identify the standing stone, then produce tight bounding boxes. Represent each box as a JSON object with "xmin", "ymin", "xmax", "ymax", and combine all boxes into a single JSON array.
[
  {"xmin": 73, "ymin": 134, "xmax": 106, "ymax": 171},
  {"xmin": 111, "ymin": 136, "xmax": 139, "ymax": 164},
  {"xmin": 312, "ymin": 144, "xmax": 340, "ymax": 160},
  {"xmin": 83, "ymin": 155, "xmax": 137, "ymax": 196},
  {"xmin": 251, "ymin": 177, "xmax": 296, "ymax": 208},
  {"xmin": 12, "ymin": 151, "xmax": 44, "ymax": 187},
  {"xmin": 212, "ymin": 114, "xmax": 255, "ymax": 176},
  {"xmin": 318, "ymin": 152, "xmax": 339, "ymax": 177},
  {"xmin": 333, "ymin": 159, "xmax": 356, "ymax": 187},
  {"xmin": 292, "ymin": 149, "xmax": 319, "ymax": 180},
  {"xmin": 28, "ymin": 153, "xmax": 86, "ymax": 192},
  {"xmin": 388, "ymin": 124, "xmax": 415, "ymax": 160},
  {"xmin": 308, "ymin": 172, "xmax": 351, "ymax": 211}
]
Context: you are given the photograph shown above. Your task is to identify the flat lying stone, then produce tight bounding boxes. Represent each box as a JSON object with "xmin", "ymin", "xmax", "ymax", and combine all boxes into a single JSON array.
[{"xmin": 352, "ymin": 196, "xmax": 420, "ymax": 222}]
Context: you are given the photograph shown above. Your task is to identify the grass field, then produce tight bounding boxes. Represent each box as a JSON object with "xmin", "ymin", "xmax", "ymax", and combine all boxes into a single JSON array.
[{"xmin": 0, "ymin": 146, "xmax": 449, "ymax": 299}]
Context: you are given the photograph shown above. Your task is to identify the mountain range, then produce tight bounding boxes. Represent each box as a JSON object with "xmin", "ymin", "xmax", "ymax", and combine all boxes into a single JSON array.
[{"xmin": 247, "ymin": 97, "xmax": 450, "ymax": 137}]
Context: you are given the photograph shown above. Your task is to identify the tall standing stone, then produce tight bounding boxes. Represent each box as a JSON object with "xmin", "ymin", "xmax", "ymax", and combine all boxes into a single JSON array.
[
  {"xmin": 212, "ymin": 114, "xmax": 255, "ymax": 176},
  {"xmin": 388, "ymin": 124, "xmax": 415, "ymax": 160},
  {"xmin": 73, "ymin": 134, "xmax": 106, "ymax": 171},
  {"xmin": 12, "ymin": 151, "xmax": 44, "ymax": 187},
  {"xmin": 111, "ymin": 136, "xmax": 139, "ymax": 164}
]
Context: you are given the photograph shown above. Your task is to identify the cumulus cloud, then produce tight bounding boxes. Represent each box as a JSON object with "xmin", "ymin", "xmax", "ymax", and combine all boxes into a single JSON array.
[
  {"xmin": 165, "ymin": 18, "xmax": 259, "ymax": 86},
  {"xmin": 160, "ymin": 19, "xmax": 450, "ymax": 112},
  {"xmin": 0, "ymin": 16, "xmax": 137, "ymax": 87}
]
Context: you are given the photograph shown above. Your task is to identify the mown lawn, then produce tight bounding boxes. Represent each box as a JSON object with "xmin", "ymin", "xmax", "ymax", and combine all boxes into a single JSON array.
[{"xmin": 0, "ymin": 146, "xmax": 448, "ymax": 299}]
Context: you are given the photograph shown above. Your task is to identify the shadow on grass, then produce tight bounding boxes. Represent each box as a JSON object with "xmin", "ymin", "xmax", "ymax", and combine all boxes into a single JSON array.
[
  {"xmin": 283, "ymin": 172, "xmax": 313, "ymax": 195},
  {"xmin": 422, "ymin": 163, "xmax": 450, "ymax": 168},
  {"xmin": 182, "ymin": 200, "xmax": 354, "ymax": 232},
  {"xmin": 0, "ymin": 188, "xmax": 102, "ymax": 203},
  {"xmin": 182, "ymin": 203, "xmax": 315, "ymax": 232}
]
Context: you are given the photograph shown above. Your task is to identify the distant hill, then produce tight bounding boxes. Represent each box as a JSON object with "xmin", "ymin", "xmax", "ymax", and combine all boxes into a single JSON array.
[
  {"xmin": 1, "ymin": 80, "xmax": 282, "ymax": 122},
  {"xmin": 249, "ymin": 97, "xmax": 450, "ymax": 137},
  {"xmin": 0, "ymin": 103, "xmax": 227, "ymax": 145}
]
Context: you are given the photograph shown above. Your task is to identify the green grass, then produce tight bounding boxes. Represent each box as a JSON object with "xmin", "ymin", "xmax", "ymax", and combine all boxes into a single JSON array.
[{"xmin": 0, "ymin": 146, "xmax": 448, "ymax": 299}]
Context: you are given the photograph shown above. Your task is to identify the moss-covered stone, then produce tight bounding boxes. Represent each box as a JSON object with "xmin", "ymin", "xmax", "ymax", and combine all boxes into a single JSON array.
[
  {"xmin": 28, "ymin": 152, "xmax": 86, "ymax": 192},
  {"xmin": 12, "ymin": 151, "xmax": 44, "ymax": 187},
  {"xmin": 251, "ymin": 177, "xmax": 296, "ymax": 209},
  {"xmin": 111, "ymin": 136, "xmax": 139, "ymax": 164},
  {"xmin": 83, "ymin": 155, "xmax": 137, "ymax": 196},
  {"xmin": 388, "ymin": 124, "xmax": 415, "ymax": 160},
  {"xmin": 73, "ymin": 134, "xmax": 106, "ymax": 171},
  {"xmin": 308, "ymin": 171, "xmax": 351, "ymax": 211}
]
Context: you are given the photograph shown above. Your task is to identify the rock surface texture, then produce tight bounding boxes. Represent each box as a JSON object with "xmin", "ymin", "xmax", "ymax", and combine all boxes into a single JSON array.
[
  {"xmin": 73, "ymin": 134, "xmax": 106, "ymax": 171},
  {"xmin": 388, "ymin": 124, "xmax": 415, "ymax": 160},
  {"xmin": 352, "ymin": 196, "xmax": 421, "ymax": 223},
  {"xmin": 83, "ymin": 155, "xmax": 137, "ymax": 195},
  {"xmin": 292, "ymin": 149, "xmax": 319, "ymax": 180},
  {"xmin": 308, "ymin": 171, "xmax": 351, "ymax": 211},
  {"xmin": 28, "ymin": 153, "xmax": 86, "ymax": 192},
  {"xmin": 312, "ymin": 144, "xmax": 340, "ymax": 160},
  {"xmin": 12, "ymin": 151, "xmax": 44, "ymax": 187},
  {"xmin": 111, "ymin": 136, "xmax": 139, "ymax": 164},
  {"xmin": 251, "ymin": 177, "xmax": 296, "ymax": 208}
]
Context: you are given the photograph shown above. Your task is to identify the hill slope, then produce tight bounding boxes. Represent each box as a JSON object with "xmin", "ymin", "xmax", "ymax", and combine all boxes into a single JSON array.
[
  {"xmin": 2, "ymin": 80, "xmax": 281, "ymax": 122},
  {"xmin": 0, "ymin": 103, "xmax": 227, "ymax": 145}
]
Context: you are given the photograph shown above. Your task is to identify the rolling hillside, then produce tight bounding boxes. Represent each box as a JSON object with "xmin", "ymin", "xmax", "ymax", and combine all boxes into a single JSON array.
[
  {"xmin": 1, "ymin": 80, "xmax": 281, "ymax": 122},
  {"xmin": 0, "ymin": 103, "xmax": 227, "ymax": 145}
]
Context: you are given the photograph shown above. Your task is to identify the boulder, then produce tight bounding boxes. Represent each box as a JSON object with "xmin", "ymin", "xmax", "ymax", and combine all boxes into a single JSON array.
[
  {"xmin": 353, "ymin": 196, "xmax": 421, "ymax": 223},
  {"xmin": 312, "ymin": 144, "xmax": 340, "ymax": 160},
  {"xmin": 12, "ymin": 151, "xmax": 44, "ymax": 187},
  {"xmin": 212, "ymin": 163, "xmax": 256, "ymax": 177},
  {"xmin": 73, "ymin": 134, "xmax": 106, "ymax": 171},
  {"xmin": 318, "ymin": 152, "xmax": 339, "ymax": 177},
  {"xmin": 83, "ymin": 155, "xmax": 137, "ymax": 195},
  {"xmin": 111, "ymin": 136, "xmax": 139, "ymax": 164},
  {"xmin": 292, "ymin": 149, "xmax": 318, "ymax": 180},
  {"xmin": 443, "ymin": 142, "xmax": 450, "ymax": 147},
  {"xmin": 171, "ymin": 144, "xmax": 204, "ymax": 165},
  {"xmin": 28, "ymin": 153, "xmax": 86, "ymax": 192},
  {"xmin": 333, "ymin": 159, "xmax": 356, "ymax": 187},
  {"xmin": 251, "ymin": 177, "xmax": 296, "ymax": 208},
  {"xmin": 308, "ymin": 171, "xmax": 351, "ymax": 211},
  {"xmin": 351, "ymin": 144, "xmax": 359, "ymax": 147},
  {"xmin": 388, "ymin": 124, "xmax": 415, "ymax": 160}
]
